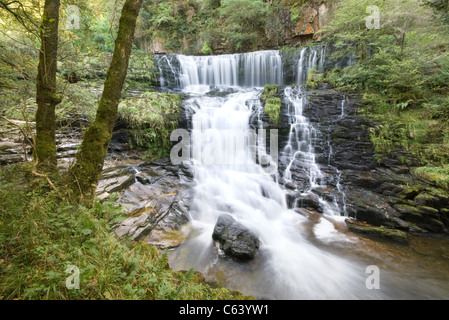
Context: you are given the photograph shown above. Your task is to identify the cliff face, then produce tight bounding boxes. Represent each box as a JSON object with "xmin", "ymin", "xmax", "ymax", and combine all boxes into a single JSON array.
[
  {"xmin": 284, "ymin": 1, "xmax": 331, "ymax": 44},
  {"xmin": 137, "ymin": 0, "xmax": 334, "ymax": 55}
]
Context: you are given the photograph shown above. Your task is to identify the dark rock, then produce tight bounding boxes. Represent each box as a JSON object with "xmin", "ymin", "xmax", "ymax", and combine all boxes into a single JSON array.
[
  {"xmin": 212, "ymin": 214, "xmax": 260, "ymax": 261},
  {"xmin": 135, "ymin": 172, "xmax": 150, "ymax": 185},
  {"xmin": 96, "ymin": 165, "xmax": 136, "ymax": 199},
  {"xmin": 344, "ymin": 188, "xmax": 403, "ymax": 229},
  {"xmin": 112, "ymin": 160, "xmax": 194, "ymax": 248},
  {"xmin": 297, "ymin": 192, "xmax": 322, "ymax": 211},
  {"xmin": 109, "ymin": 129, "xmax": 136, "ymax": 152}
]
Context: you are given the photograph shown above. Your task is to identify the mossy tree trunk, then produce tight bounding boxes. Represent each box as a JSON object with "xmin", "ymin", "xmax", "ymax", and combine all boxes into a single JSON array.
[
  {"xmin": 68, "ymin": 0, "xmax": 143, "ymax": 204},
  {"xmin": 35, "ymin": 0, "xmax": 61, "ymax": 172}
]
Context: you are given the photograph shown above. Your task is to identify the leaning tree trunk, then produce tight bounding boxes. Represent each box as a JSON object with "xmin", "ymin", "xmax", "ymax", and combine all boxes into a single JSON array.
[
  {"xmin": 68, "ymin": 0, "xmax": 143, "ymax": 204},
  {"xmin": 35, "ymin": 0, "xmax": 61, "ymax": 172}
]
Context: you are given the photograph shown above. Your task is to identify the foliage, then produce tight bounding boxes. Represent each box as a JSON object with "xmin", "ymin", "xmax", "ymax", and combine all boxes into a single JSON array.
[
  {"xmin": 217, "ymin": 0, "xmax": 270, "ymax": 52},
  {"xmin": 324, "ymin": 0, "xmax": 449, "ymax": 103},
  {"xmin": 56, "ymin": 82, "xmax": 98, "ymax": 124},
  {"xmin": 306, "ymin": 69, "xmax": 325, "ymax": 88},
  {"xmin": 200, "ymin": 42, "xmax": 213, "ymax": 55},
  {"xmin": 265, "ymin": 98, "xmax": 281, "ymax": 124},
  {"xmin": 425, "ymin": 0, "xmax": 449, "ymax": 24},
  {"xmin": 138, "ymin": 0, "xmax": 300, "ymax": 54},
  {"xmin": 118, "ymin": 91, "xmax": 181, "ymax": 160},
  {"xmin": 261, "ymin": 84, "xmax": 279, "ymax": 101},
  {"xmin": 141, "ymin": 0, "xmax": 201, "ymax": 54},
  {"xmin": 127, "ymin": 52, "xmax": 159, "ymax": 85},
  {"xmin": 323, "ymin": 0, "xmax": 449, "ymax": 171},
  {"xmin": 261, "ymin": 85, "xmax": 281, "ymax": 125},
  {"xmin": 0, "ymin": 164, "xmax": 249, "ymax": 300}
]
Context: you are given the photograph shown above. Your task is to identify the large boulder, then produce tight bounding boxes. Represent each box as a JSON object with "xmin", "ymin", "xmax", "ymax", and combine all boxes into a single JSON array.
[
  {"xmin": 212, "ymin": 214, "xmax": 260, "ymax": 261},
  {"xmin": 112, "ymin": 158, "xmax": 194, "ymax": 248}
]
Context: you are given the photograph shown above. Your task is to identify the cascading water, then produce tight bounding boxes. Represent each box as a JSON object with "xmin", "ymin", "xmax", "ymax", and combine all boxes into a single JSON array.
[
  {"xmin": 157, "ymin": 48, "xmax": 449, "ymax": 299},
  {"xmin": 163, "ymin": 50, "xmax": 284, "ymax": 93},
  {"xmin": 296, "ymin": 46, "xmax": 326, "ymax": 84},
  {"xmin": 282, "ymin": 86, "xmax": 322, "ymax": 189},
  {"xmin": 164, "ymin": 49, "xmax": 386, "ymax": 299}
]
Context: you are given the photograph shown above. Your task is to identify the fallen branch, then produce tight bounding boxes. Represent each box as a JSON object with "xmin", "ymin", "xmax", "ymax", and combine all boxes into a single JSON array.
[{"xmin": 31, "ymin": 169, "xmax": 58, "ymax": 192}]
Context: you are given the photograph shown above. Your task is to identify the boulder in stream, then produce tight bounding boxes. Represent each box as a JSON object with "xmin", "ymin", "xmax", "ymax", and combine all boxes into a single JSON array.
[{"xmin": 212, "ymin": 214, "xmax": 260, "ymax": 261}]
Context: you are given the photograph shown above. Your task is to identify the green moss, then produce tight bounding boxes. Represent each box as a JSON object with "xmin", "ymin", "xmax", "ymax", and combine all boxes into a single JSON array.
[
  {"xmin": 306, "ymin": 70, "xmax": 325, "ymax": 89},
  {"xmin": 412, "ymin": 166, "xmax": 449, "ymax": 190},
  {"xmin": 261, "ymin": 84, "xmax": 278, "ymax": 101},
  {"xmin": 345, "ymin": 219, "xmax": 409, "ymax": 244},
  {"xmin": 260, "ymin": 84, "xmax": 281, "ymax": 125},
  {"xmin": 265, "ymin": 97, "xmax": 281, "ymax": 125}
]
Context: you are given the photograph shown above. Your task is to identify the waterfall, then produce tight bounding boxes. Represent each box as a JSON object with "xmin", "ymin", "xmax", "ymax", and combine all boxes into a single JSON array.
[
  {"xmin": 340, "ymin": 95, "xmax": 346, "ymax": 119},
  {"xmin": 241, "ymin": 51, "xmax": 283, "ymax": 87},
  {"xmin": 283, "ymin": 86, "xmax": 323, "ymax": 189},
  {"xmin": 157, "ymin": 50, "xmax": 284, "ymax": 91},
  {"xmin": 296, "ymin": 46, "xmax": 326, "ymax": 85},
  {"xmin": 163, "ymin": 46, "xmax": 388, "ymax": 300},
  {"xmin": 177, "ymin": 54, "xmax": 240, "ymax": 90}
]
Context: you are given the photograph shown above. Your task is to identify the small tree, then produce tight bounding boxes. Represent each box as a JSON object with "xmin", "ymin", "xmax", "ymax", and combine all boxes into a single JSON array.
[{"xmin": 68, "ymin": 0, "xmax": 144, "ymax": 204}]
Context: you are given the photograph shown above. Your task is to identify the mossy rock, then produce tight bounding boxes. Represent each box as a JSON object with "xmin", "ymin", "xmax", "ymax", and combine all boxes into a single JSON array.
[
  {"xmin": 399, "ymin": 185, "xmax": 423, "ymax": 200},
  {"xmin": 417, "ymin": 205, "xmax": 440, "ymax": 217},
  {"xmin": 261, "ymin": 84, "xmax": 279, "ymax": 101},
  {"xmin": 345, "ymin": 219, "xmax": 409, "ymax": 244},
  {"xmin": 264, "ymin": 97, "xmax": 281, "ymax": 125},
  {"xmin": 394, "ymin": 203, "xmax": 423, "ymax": 221}
]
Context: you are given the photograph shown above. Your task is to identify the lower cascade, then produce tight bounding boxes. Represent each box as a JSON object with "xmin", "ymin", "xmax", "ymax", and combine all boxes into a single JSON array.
[{"xmin": 156, "ymin": 49, "xmax": 449, "ymax": 299}]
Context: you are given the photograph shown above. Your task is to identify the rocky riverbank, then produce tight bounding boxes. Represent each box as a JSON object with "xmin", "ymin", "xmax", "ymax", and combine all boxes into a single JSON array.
[
  {"xmin": 258, "ymin": 83, "xmax": 449, "ymax": 240},
  {"xmin": 1, "ymin": 83, "xmax": 448, "ymax": 254}
]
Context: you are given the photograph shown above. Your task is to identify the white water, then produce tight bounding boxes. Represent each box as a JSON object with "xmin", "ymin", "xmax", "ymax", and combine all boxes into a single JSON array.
[
  {"xmin": 176, "ymin": 50, "xmax": 283, "ymax": 91},
  {"xmin": 164, "ymin": 49, "xmax": 449, "ymax": 300},
  {"xmin": 296, "ymin": 46, "xmax": 326, "ymax": 84}
]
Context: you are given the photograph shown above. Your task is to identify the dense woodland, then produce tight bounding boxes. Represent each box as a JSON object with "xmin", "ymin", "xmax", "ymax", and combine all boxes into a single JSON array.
[{"xmin": 0, "ymin": 0, "xmax": 449, "ymax": 300}]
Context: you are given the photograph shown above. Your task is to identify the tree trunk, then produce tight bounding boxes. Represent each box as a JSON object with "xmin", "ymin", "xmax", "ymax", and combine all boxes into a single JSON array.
[
  {"xmin": 35, "ymin": 0, "xmax": 61, "ymax": 172},
  {"xmin": 68, "ymin": 0, "xmax": 143, "ymax": 204}
]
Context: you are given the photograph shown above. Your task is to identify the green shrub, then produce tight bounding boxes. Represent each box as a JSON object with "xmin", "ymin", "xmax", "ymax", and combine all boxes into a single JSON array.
[
  {"xmin": 118, "ymin": 91, "xmax": 181, "ymax": 160},
  {"xmin": 261, "ymin": 84, "xmax": 279, "ymax": 101},
  {"xmin": 218, "ymin": 0, "xmax": 270, "ymax": 52}
]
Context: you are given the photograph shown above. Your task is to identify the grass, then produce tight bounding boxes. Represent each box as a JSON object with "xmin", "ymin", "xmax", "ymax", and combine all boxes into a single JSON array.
[{"xmin": 0, "ymin": 164, "xmax": 250, "ymax": 300}]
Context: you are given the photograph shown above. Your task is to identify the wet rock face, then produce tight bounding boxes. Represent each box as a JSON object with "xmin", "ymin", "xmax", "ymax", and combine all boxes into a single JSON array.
[
  {"xmin": 212, "ymin": 214, "xmax": 260, "ymax": 261},
  {"xmin": 110, "ymin": 158, "xmax": 194, "ymax": 248},
  {"xmin": 252, "ymin": 84, "xmax": 449, "ymax": 234}
]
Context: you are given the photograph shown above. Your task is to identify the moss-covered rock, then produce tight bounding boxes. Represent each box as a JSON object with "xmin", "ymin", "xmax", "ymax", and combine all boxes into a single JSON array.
[
  {"xmin": 345, "ymin": 219, "xmax": 409, "ymax": 244},
  {"xmin": 264, "ymin": 98, "xmax": 281, "ymax": 124}
]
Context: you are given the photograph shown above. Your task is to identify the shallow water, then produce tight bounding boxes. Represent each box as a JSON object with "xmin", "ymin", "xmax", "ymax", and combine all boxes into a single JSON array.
[{"xmin": 169, "ymin": 215, "xmax": 449, "ymax": 300}]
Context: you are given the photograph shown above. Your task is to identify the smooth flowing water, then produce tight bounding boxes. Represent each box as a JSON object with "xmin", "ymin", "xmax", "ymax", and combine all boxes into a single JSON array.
[{"xmin": 156, "ymin": 49, "xmax": 449, "ymax": 300}]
